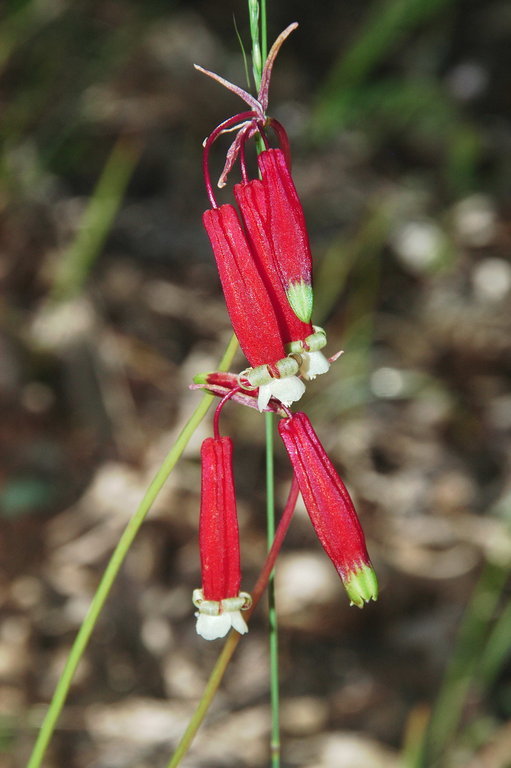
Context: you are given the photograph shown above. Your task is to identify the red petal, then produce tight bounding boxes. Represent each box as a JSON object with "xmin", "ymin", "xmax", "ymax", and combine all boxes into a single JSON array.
[
  {"xmin": 200, "ymin": 436, "xmax": 241, "ymax": 601},
  {"xmin": 203, "ymin": 205, "xmax": 285, "ymax": 367}
]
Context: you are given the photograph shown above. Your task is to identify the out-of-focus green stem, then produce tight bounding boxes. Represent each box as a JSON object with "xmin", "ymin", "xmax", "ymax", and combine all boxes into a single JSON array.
[
  {"xmin": 416, "ymin": 560, "xmax": 510, "ymax": 768},
  {"xmin": 25, "ymin": 334, "xmax": 239, "ymax": 768},
  {"xmin": 50, "ymin": 136, "xmax": 141, "ymax": 303},
  {"xmin": 266, "ymin": 411, "xmax": 280, "ymax": 768}
]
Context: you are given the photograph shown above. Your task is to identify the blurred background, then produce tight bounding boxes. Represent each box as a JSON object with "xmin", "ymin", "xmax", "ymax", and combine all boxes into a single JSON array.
[{"xmin": 1, "ymin": 0, "xmax": 511, "ymax": 766}]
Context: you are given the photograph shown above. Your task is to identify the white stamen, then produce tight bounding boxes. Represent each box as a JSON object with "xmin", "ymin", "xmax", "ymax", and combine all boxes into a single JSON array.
[
  {"xmin": 257, "ymin": 375, "xmax": 306, "ymax": 411},
  {"xmin": 300, "ymin": 351, "xmax": 330, "ymax": 381}
]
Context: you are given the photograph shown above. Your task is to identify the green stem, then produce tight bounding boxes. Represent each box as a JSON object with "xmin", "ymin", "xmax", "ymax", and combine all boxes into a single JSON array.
[
  {"xmin": 166, "ymin": 476, "xmax": 299, "ymax": 768},
  {"xmin": 250, "ymin": 3, "xmax": 279, "ymax": 763},
  {"xmin": 25, "ymin": 334, "xmax": 239, "ymax": 768},
  {"xmin": 260, "ymin": 0, "xmax": 267, "ymax": 63},
  {"xmin": 249, "ymin": 0, "xmax": 262, "ymax": 91},
  {"xmin": 266, "ymin": 411, "xmax": 280, "ymax": 767}
]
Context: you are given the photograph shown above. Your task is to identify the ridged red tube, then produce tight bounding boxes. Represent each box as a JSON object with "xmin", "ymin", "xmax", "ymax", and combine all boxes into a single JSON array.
[
  {"xmin": 234, "ymin": 176, "xmax": 313, "ymax": 346},
  {"xmin": 278, "ymin": 412, "xmax": 378, "ymax": 606},
  {"xmin": 203, "ymin": 204, "xmax": 286, "ymax": 368},
  {"xmin": 199, "ymin": 436, "xmax": 241, "ymax": 601},
  {"xmin": 258, "ymin": 149, "xmax": 313, "ymax": 323}
]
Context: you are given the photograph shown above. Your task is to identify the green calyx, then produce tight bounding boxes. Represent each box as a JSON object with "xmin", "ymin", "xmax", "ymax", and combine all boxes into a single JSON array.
[
  {"xmin": 286, "ymin": 280, "xmax": 313, "ymax": 324},
  {"xmin": 286, "ymin": 326, "xmax": 327, "ymax": 355},
  {"xmin": 344, "ymin": 563, "xmax": 379, "ymax": 608}
]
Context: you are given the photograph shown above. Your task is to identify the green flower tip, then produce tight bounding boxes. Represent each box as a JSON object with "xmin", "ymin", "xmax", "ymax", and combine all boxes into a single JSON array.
[
  {"xmin": 193, "ymin": 372, "xmax": 209, "ymax": 384},
  {"xmin": 286, "ymin": 280, "xmax": 313, "ymax": 324},
  {"xmin": 345, "ymin": 564, "xmax": 379, "ymax": 608}
]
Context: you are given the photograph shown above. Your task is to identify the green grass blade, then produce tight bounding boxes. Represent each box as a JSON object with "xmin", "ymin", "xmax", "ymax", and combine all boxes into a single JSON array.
[{"xmin": 417, "ymin": 561, "xmax": 509, "ymax": 767}]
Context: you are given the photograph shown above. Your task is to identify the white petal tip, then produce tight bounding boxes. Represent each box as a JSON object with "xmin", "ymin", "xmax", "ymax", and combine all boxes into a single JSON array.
[
  {"xmin": 195, "ymin": 613, "xmax": 231, "ymax": 641},
  {"xmin": 195, "ymin": 611, "xmax": 249, "ymax": 641},
  {"xmin": 257, "ymin": 375, "xmax": 306, "ymax": 411},
  {"xmin": 300, "ymin": 351, "xmax": 330, "ymax": 381}
]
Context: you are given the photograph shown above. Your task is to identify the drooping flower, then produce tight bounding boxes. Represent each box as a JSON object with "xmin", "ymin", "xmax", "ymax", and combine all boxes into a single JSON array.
[
  {"xmin": 257, "ymin": 149, "xmax": 314, "ymax": 324},
  {"xmin": 233, "ymin": 153, "xmax": 329, "ymax": 381},
  {"xmin": 278, "ymin": 412, "xmax": 378, "ymax": 607},
  {"xmin": 193, "ymin": 435, "xmax": 252, "ymax": 640},
  {"xmin": 203, "ymin": 204, "xmax": 305, "ymax": 411}
]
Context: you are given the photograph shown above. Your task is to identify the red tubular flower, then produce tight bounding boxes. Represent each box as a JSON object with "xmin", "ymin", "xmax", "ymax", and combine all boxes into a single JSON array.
[
  {"xmin": 234, "ymin": 167, "xmax": 329, "ymax": 383},
  {"xmin": 278, "ymin": 412, "xmax": 378, "ymax": 607},
  {"xmin": 203, "ymin": 204, "xmax": 306, "ymax": 410},
  {"xmin": 234, "ymin": 176, "xmax": 310, "ymax": 343},
  {"xmin": 258, "ymin": 149, "xmax": 314, "ymax": 324},
  {"xmin": 193, "ymin": 436, "xmax": 251, "ymax": 640}
]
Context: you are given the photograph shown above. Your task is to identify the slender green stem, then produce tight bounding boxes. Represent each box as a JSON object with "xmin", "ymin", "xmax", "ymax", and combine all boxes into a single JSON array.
[
  {"xmin": 249, "ymin": 0, "xmax": 262, "ymax": 91},
  {"xmin": 249, "ymin": 3, "xmax": 280, "ymax": 764},
  {"xmin": 25, "ymin": 334, "xmax": 239, "ymax": 768},
  {"xmin": 260, "ymin": 0, "xmax": 267, "ymax": 63},
  {"xmin": 478, "ymin": 589, "xmax": 511, "ymax": 689},
  {"xmin": 166, "ymin": 477, "xmax": 299, "ymax": 768},
  {"xmin": 266, "ymin": 411, "xmax": 280, "ymax": 767}
]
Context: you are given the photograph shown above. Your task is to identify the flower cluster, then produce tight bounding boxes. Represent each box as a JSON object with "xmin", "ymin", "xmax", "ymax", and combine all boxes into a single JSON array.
[{"xmin": 192, "ymin": 25, "xmax": 378, "ymax": 641}]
